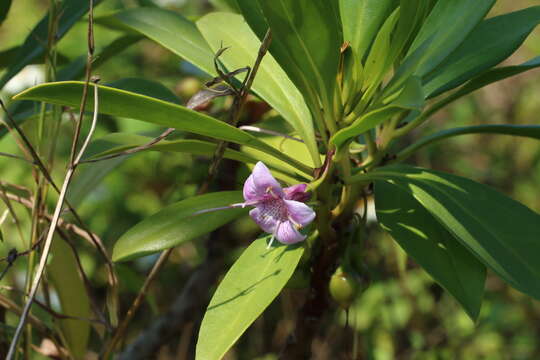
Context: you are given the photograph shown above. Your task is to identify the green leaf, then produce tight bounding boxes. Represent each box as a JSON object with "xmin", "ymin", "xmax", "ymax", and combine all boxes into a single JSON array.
[
  {"xmin": 362, "ymin": 9, "xmax": 399, "ymax": 91},
  {"xmin": 58, "ymin": 35, "xmax": 141, "ymax": 81},
  {"xmin": 332, "ymin": 77, "xmax": 423, "ymax": 151},
  {"xmin": 0, "ymin": 47, "xmax": 70, "ymax": 69},
  {"xmin": 49, "ymin": 237, "xmax": 91, "ymax": 358},
  {"xmin": 405, "ymin": 0, "xmax": 495, "ymax": 78},
  {"xmin": 396, "ymin": 124, "xmax": 540, "ymax": 162},
  {"xmin": 234, "ymin": 0, "xmax": 268, "ymax": 39},
  {"xmin": 424, "ymin": 7, "xmax": 540, "ymax": 97},
  {"xmin": 339, "ymin": 0, "xmax": 396, "ymax": 60},
  {"xmin": 12, "ymin": 81, "xmax": 313, "ymax": 174},
  {"xmin": 67, "ymin": 158, "xmax": 124, "ymax": 207},
  {"xmin": 96, "ymin": 7, "xmax": 215, "ymax": 75},
  {"xmin": 113, "ymin": 191, "xmax": 248, "ymax": 261},
  {"xmin": 256, "ymin": 0, "xmax": 342, "ymax": 107},
  {"xmin": 375, "ymin": 181, "xmax": 485, "ymax": 319},
  {"xmin": 339, "ymin": 0, "xmax": 395, "ymax": 59},
  {"xmin": 0, "ymin": 0, "xmax": 102, "ymax": 89},
  {"xmin": 196, "ymin": 236, "xmax": 304, "ymax": 360},
  {"xmin": 82, "ymin": 133, "xmax": 310, "ymax": 182},
  {"xmin": 197, "ymin": 12, "xmax": 320, "ymax": 167},
  {"xmin": 367, "ymin": 165, "xmax": 540, "ymax": 301},
  {"xmin": 0, "ymin": 0, "xmax": 12, "ymax": 25}
]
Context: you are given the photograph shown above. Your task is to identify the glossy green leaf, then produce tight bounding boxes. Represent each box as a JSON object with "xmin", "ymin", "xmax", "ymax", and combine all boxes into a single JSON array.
[
  {"xmin": 362, "ymin": 9, "xmax": 399, "ymax": 91},
  {"xmin": 49, "ymin": 237, "xmax": 91, "ymax": 358},
  {"xmin": 113, "ymin": 191, "xmax": 248, "ymax": 261},
  {"xmin": 339, "ymin": 0, "xmax": 395, "ymax": 60},
  {"xmin": 197, "ymin": 12, "xmax": 320, "ymax": 167},
  {"xmin": 424, "ymin": 7, "xmax": 540, "ymax": 97},
  {"xmin": 256, "ymin": 0, "xmax": 342, "ymax": 107},
  {"xmin": 405, "ymin": 0, "xmax": 495, "ymax": 78},
  {"xmin": 12, "ymin": 81, "xmax": 313, "ymax": 174},
  {"xmin": 366, "ymin": 165, "xmax": 540, "ymax": 301},
  {"xmin": 96, "ymin": 7, "xmax": 215, "ymax": 75},
  {"xmin": 196, "ymin": 236, "xmax": 304, "ymax": 360},
  {"xmin": 0, "ymin": 0, "xmax": 102, "ymax": 89},
  {"xmin": 332, "ymin": 77, "xmax": 424, "ymax": 151},
  {"xmin": 234, "ymin": 0, "xmax": 268, "ymax": 39},
  {"xmin": 396, "ymin": 124, "xmax": 540, "ymax": 162},
  {"xmin": 375, "ymin": 181, "xmax": 485, "ymax": 319},
  {"xmin": 0, "ymin": 0, "xmax": 11, "ymax": 25},
  {"xmin": 82, "ymin": 133, "xmax": 309, "ymax": 182}
]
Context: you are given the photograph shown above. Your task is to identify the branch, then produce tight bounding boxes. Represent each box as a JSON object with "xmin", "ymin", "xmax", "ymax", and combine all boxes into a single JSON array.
[{"xmin": 6, "ymin": 80, "xmax": 100, "ymax": 359}]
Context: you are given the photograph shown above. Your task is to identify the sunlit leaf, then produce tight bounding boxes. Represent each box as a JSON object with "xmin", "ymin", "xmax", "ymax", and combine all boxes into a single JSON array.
[
  {"xmin": 197, "ymin": 12, "xmax": 321, "ymax": 167},
  {"xmin": 196, "ymin": 236, "xmax": 304, "ymax": 360},
  {"xmin": 12, "ymin": 81, "xmax": 313, "ymax": 174}
]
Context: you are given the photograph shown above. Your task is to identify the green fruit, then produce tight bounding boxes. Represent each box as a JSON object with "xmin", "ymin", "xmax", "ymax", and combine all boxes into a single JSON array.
[{"xmin": 329, "ymin": 266, "xmax": 360, "ymax": 309}]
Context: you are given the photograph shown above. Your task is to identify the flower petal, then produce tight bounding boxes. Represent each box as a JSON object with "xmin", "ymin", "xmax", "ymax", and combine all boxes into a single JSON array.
[
  {"xmin": 242, "ymin": 174, "xmax": 260, "ymax": 202},
  {"xmin": 275, "ymin": 220, "xmax": 306, "ymax": 244},
  {"xmin": 251, "ymin": 162, "xmax": 284, "ymax": 198},
  {"xmin": 283, "ymin": 184, "xmax": 310, "ymax": 202},
  {"xmin": 284, "ymin": 200, "xmax": 316, "ymax": 227},
  {"xmin": 249, "ymin": 207, "xmax": 277, "ymax": 234}
]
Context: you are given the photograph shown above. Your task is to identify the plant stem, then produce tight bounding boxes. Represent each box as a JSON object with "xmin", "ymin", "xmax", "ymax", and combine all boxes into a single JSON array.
[{"xmin": 6, "ymin": 82, "xmax": 100, "ymax": 359}]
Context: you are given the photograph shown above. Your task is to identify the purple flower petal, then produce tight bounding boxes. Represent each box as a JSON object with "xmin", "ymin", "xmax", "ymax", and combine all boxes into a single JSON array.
[
  {"xmin": 250, "ymin": 162, "xmax": 284, "ymax": 198},
  {"xmin": 242, "ymin": 174, "xmax": 260, "ymax": 202},
  {"xmin": 284, "ymin": 200, "xmax": 316, "ymax": 227},
  {"xmin": 249, "ymin": 207, "xmax": 277, "ymax": 234},
  {"xmin": 283, "ymin": 184, "xmax": 310, "ymax": 202},
  {"xmin": 275, "ymin": 220, "xmax": 305, "ymax": 244}
]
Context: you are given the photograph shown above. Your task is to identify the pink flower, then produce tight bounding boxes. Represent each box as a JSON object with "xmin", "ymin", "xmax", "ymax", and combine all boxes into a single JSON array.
[{"xmin": 238, "ymin": 162, "xmax": 315, "ymax": 247}]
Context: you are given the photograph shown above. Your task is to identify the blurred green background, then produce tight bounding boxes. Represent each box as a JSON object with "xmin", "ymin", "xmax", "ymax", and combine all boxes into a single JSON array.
[{"xmin": 0, "ymin": 1, "xmax": 539, "ymax": 359}]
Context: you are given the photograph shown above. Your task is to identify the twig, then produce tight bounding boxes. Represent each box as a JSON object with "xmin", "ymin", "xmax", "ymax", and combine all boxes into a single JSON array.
[
  {"xmin": 0, "ymin": 152, "xmax": 35, "ymax": 164},
  {"xmin": 199, "ymin": 29, "xmax": 272, "ymax": 194},
  {"xmin": 80, "ymin": 127, "xmax": 175, "ymax": 164},
  {"xmin": 6, "ymin": 80, "xmax": 100, "ymax": 359},
  {"xmin": 117, "ymin": 245, "xmax": 224, "ymax": 360},
  {"xmin": 1, "ymin": 95, "xmax": 118, "ymax": 328},
  {"xmin": 69, "ymin": 0, "xmax": 94, "ymax": 165},
  {"xmin": 101, "ymin": 249, "xmax": 173, "ymax": 358}
]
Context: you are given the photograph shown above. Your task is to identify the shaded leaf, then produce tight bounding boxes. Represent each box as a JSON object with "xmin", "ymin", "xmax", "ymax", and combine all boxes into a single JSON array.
[
  {"xmin": 375, "ymin": 181, "xmax": 485, "ymax": 319},
  {"xmin": 49, "ymin": 237, "xmax": 91, "ymax": 358},
  {"xmin": 406, "ymin": 0, "xmax": 495, "ymax": 78},
  {"xmin": 0, "ymin": 0, "xmax": 102, "ymax": 89},
  {"xmin": 368, "ymin": 165, "xmax": 540, "ymax": 301},
  {"xmin": 396, "ymin": 124, "xmax": 540, "ymax": 162},
  {"xmin": 196, "ymin": 236, "xmax": 304, "ymax": 360},
  {"xmin": 95, "ymin": 7, "xmax": 215, "ymax": 75},
  {"xmin": 256, "ymin": 0, "xmax": 342, "ymax": 108},
  {"xmin": 0, "ymin": 0, "xmax": 11, "ymax": 25},
  {"xmin": 113, "ymin": 191, "xmax": 248, "ymax": 261}
]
